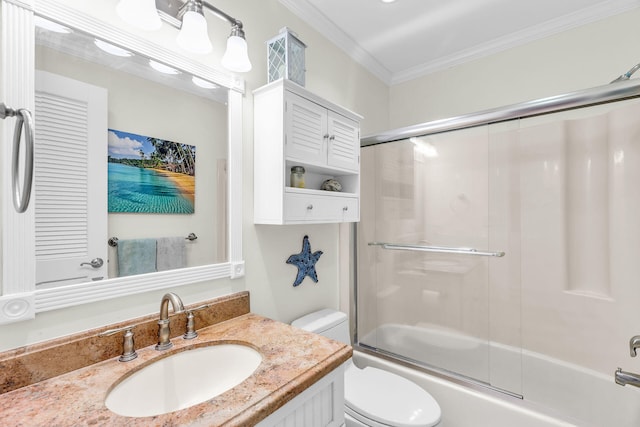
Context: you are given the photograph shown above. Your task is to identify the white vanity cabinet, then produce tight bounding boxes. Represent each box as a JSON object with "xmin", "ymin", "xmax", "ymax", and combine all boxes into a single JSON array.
[
  {"xmin": 256, "ymin": 363, "xmax": 346, "ymax": 427},
  {"xmin": 254, "ymin": 79, "xmax": 362, "ymax": 224}
]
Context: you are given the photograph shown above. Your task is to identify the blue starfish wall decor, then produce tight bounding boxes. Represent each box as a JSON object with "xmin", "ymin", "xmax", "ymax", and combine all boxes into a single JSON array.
[{"xmin": 286, "ymin": 235, "xmax": 323, "ymax": 287}]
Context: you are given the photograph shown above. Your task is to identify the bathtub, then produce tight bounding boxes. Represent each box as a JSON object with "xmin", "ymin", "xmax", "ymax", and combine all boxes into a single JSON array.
[{"xmin": 356, "ymin": 324, "xmax": 640, "ymax": 426}]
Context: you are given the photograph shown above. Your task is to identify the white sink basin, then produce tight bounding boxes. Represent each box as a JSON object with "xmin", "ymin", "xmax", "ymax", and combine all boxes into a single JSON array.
[{"xmin": 105, "ymin": 344, "xmax": 262, "ymax": 417}]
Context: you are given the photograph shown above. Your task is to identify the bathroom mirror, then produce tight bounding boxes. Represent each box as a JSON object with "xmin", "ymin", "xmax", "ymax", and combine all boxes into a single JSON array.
[
  {"xmin": 34, "ymin": 18, "xmax": 228, "ymax": 286},
  {"xmin": 0, "ymin": 0, "xmax": 244, "ymax": 323}
]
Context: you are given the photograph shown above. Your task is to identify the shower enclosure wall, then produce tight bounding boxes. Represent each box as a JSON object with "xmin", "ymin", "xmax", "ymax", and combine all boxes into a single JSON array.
[{"xmin": 356, "ymin": 92, "xmax": 640, "ymax": 426}]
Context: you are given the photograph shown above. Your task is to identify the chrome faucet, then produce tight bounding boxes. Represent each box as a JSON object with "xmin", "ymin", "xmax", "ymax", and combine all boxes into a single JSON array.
[
  {"xmin": 155, "ymin": 292, "xmax": 185, "ymax": 351},
  {"xmin": 630, "ymin": 335, "xmax": 640, "ymax": 357},
  {"xmin": 615, "ymin": 368, "xmax": 640, "ymax": 388}
]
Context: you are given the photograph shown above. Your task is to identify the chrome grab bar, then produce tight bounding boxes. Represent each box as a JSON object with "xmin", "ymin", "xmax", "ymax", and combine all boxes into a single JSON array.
[
  {"xmin": 368, "ymin": 242, "xmax": 505, "ymax": 257},
  {"xmin": 1, "ymin": 102, "xmax": 34, "ymax": 213}
]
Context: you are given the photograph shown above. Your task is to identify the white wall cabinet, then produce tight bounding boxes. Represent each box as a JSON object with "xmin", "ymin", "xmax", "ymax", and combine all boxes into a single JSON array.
[{"xmin": 254, "ymin": 79, "xmax": 362, "ymax": 224}]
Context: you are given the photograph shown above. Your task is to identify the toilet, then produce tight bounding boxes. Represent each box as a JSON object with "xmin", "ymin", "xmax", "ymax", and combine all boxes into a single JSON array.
[{"xmin": 292, "ymin": 309, "xmax": 442, "ymax": 427}]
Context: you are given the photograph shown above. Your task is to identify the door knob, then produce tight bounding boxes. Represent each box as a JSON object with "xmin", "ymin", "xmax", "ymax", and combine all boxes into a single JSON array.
[{"xmin": 80, "ymin": 258, "xmax": 104, "ymax": 268}]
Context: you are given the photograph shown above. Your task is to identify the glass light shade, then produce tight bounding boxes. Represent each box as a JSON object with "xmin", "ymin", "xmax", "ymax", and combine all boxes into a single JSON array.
[
  {"xmin": 94, "ymin": 39, "xmax": 133, "ymax": 57},
  {"xmin": 221, "ymin": 35, "xmax": 252, "ymax": 73},
  {"xmin": 34, "ymin": 16, "xmax": 71, "ymax": 34},
  {"xmin": 192, "ymin": 76, "xmax": 218, "ymax": 89},
  {"xmin": 176, "ymin": 11, "xmax": 213, "ymax": 55},
  {"xmin": 148, "ymin": 60, "xmax": 180, "ymax": 75},
  {"xmin": 116, "ymin": 0, "xmax": 162, "ymax": 31}
]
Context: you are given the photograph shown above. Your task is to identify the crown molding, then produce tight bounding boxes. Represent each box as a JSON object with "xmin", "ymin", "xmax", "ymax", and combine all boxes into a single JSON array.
[
  {"xmin": 280, "ymin": 0, "xmax": 640, "ymax": 86},
  {"xmin": 392, "ymin": 0, "xmax": 640, "ymax": 84},
  {"xmin": 278, "ymin": 0, "xmax": 393, "ymax": 85}
]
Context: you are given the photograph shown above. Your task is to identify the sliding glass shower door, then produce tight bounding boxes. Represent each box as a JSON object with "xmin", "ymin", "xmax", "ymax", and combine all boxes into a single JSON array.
[
  {"xmin": 356, "ymin": 97, "xmax": 640, "ymax": 425},
  {"xmin": 357, "ymin": 124, "xmax": 522, "ymax": 393}
]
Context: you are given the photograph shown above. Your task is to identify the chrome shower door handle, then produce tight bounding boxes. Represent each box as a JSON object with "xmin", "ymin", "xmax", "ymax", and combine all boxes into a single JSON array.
[
  {"xmin": 81, "ymin": 258, "xmax": 104, "ymax": 268},
  {"xmin": 1, "ymin": 103, "xmax": 34, "ymax": 213}
]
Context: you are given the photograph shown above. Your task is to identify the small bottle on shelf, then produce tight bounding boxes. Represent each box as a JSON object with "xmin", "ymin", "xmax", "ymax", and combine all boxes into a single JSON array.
[{"xmin": 290, "ymin": 166, "xmax": 305, "ymax": 188}]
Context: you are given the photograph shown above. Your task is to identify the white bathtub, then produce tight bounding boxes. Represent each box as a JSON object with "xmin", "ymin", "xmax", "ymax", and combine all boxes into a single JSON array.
[{"xmin": 357, "ymin": 324, "xmax": 640, "ymax": 426}]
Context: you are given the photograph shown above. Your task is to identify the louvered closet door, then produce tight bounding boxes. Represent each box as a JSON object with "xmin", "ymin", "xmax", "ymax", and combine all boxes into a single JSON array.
[{"xmin": 34, "ymin": 70, "xmax": 108, "ymax": 288}]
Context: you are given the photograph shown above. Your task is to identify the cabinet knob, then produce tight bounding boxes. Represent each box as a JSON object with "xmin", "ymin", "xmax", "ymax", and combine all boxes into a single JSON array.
[
  {"xmin": 307, "ymin": 204, "xmax": 313, "ymax": 210},
  {"xmin": 343, "ymin": 206, "xmax": 349, "ymax": 211},
  {"xmin": 323, "ymin": 134, "xmax": 330, "ymax": 139},
  {"xmin": 329, "ymin": 135, "xmax": 335, "ymax": 141}
]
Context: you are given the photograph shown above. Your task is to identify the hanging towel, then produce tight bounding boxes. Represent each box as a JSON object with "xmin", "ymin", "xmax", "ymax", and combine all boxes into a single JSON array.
[
  {"xmin": 117, "ymin": 238, "xmax": 157, "ymax": 277},
  {"xmin": 156, "ymin": 236, "xmax": 186, "ymax": 272}
]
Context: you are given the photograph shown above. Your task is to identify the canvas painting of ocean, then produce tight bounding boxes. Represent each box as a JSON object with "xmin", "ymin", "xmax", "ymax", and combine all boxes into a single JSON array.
[{"xmin": 108, "ymin": 129, "xmax": 196, "ymax": 214}]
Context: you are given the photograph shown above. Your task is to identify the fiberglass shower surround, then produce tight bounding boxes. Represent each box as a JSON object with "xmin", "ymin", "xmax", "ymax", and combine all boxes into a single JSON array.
[{"xmin": 356, "ymin": 79, "xmax": 640, "ymax": 427}]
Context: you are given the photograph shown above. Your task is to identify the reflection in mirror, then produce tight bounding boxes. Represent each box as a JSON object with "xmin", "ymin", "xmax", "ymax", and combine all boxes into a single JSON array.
[{"xmin": 34, "ymin": 17, "xmax": 228, "ymax": 289}]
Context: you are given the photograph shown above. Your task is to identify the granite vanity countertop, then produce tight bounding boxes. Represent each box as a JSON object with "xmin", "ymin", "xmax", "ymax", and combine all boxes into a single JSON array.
[{"xmin": 0, "ymin": 313, "xmax": 351, "ymax": 426}]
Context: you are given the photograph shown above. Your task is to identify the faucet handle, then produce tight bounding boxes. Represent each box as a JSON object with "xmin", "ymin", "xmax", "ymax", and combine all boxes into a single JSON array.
[
  {"xmin": 183, "ymin": 304, "xmax": 210, "ymax": 340},
  {"xmin": 99, "ymin": 324, "xmax": 138, "ymax": 362},
  {"xmin": 630, "ymin": 335, "xmax": 640, "ymax": 357}
]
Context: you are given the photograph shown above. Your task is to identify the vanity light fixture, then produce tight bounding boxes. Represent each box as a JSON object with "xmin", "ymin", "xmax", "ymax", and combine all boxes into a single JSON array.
[
  {"xmin": 116, "ymin": 0, "xmax": 252, "ymax": 73},
  {"xmin": 149, "ymin": 59, "xmax": 181, "ymax": 75},
  {"xmin": 34, "ymin": 16, "xmax": 71, "ymax": 34},
  {"xmin": 94, "ymin": 39, "xmax": 133, "ymax": 57}
]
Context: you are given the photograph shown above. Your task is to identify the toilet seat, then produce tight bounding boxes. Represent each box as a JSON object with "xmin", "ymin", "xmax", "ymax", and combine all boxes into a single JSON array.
[{"xmin": 344, "ymin": 365, "xmax": 441, "ymax": 427}]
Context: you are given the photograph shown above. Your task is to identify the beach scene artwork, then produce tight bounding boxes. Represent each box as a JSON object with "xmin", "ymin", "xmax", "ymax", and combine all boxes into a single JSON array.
[{"xmin": 108, "ymin": 129, "xmax": 196, "ymax": 214}]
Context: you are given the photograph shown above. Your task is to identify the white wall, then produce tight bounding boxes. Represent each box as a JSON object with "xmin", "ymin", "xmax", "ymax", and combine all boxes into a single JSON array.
[
  {"xmin": 388, "ymin": 7, "xmax": 640, "ymax": 128},
  {"xmin": 0, "ymin": 0, "xmax": 389, "ymax": 351}
]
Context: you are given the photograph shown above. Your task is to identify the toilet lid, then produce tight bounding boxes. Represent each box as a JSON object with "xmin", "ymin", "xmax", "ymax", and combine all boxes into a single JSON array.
[{"xmin": 345, "ymin": 365, "xmax": 441, "ymax": 427}]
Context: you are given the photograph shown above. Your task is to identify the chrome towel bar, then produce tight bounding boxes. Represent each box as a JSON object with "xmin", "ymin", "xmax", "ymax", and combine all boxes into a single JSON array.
[
  {"xmin": 368, "ymin": 242, "xmax": 505, "ymax": 257},
  {"xmin": 108, "ymin": 233, "xmax": 198, "ymax": 247},
  {"xmin": 1, "ymin": 102, "xmax": 34, "ymax": 213}
]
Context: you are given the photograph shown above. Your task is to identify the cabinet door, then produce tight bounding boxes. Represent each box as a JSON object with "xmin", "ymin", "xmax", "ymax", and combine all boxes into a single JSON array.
[
  {"xmin": 327, "ymin": 111, "xmax": 359, "ymax": 172},
  {"xmin": 285, "ymin": 92, "xmax": 327, "ymax": 163}
]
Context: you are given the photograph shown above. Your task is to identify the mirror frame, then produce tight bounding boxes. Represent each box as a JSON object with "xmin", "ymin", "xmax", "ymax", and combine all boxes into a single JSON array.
[{"xmin": 0, "ymin": 0, "xmax": 244, "ymax": 324}]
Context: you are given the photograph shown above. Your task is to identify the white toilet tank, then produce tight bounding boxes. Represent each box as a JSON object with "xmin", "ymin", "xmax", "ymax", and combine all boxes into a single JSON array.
[{"xmin": 291, "ymin": 308, "xmax": 351, "ymax": 345}]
